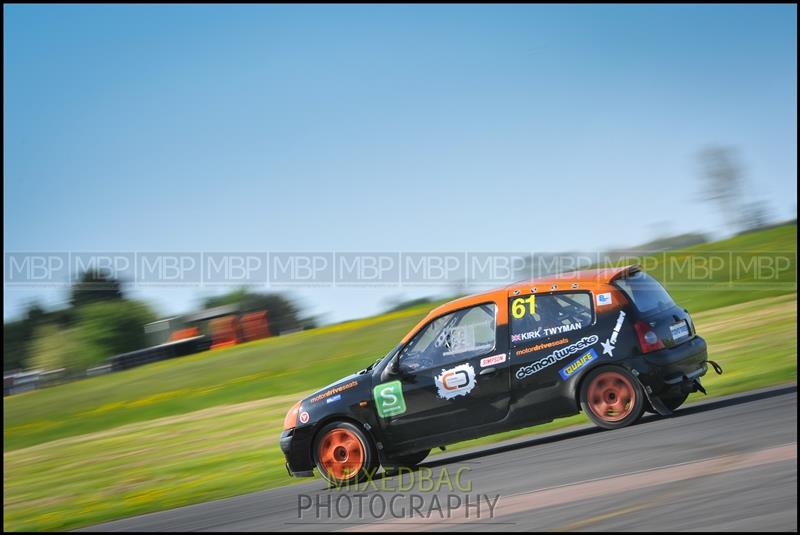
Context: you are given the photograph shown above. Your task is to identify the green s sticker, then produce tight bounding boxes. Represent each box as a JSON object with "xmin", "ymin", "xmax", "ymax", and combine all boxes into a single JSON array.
[{"xmin": 373, "ymin": 381, "xmax": 406, "ymax": 418}]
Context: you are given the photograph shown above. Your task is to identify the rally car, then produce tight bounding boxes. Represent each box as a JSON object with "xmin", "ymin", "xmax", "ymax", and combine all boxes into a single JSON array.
[{"xmin": 280, "ymin": 265, "xmax": 719, "ymax": 485}]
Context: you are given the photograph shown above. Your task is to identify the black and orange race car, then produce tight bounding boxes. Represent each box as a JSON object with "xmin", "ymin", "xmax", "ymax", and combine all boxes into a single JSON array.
[{"xmin": 280, "ymin": 265, "xmax": 720, "ymax": 485}]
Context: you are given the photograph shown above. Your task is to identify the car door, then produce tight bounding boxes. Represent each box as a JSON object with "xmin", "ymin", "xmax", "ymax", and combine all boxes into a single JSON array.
[
  {"xmin": 374, "ymin": 302, "xmax": 511, "ymax": 447},
  {"xmin": 509, "ymin": 291, "xmax": 597, "ymax": 409}
]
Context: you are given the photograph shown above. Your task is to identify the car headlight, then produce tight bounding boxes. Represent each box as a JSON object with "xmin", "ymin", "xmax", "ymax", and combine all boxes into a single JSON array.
[{"xmin": 283, "ymin": 400, "xmax": 301, "ymax": 431}]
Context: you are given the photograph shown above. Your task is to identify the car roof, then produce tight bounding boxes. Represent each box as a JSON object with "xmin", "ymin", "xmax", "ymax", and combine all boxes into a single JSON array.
[{"xmin": 400, "ymin": 264, "xmax": 639, "ymax": 343}]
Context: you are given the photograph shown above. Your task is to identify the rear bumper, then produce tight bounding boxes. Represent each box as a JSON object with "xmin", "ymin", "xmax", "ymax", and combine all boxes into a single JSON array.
[
  {"xmin": 280, "ymin": 429, "xmax": 315, "ymax": 477},
  {"xmin": 635, "ymin": 336, "xmax": 709, "ymax": 395}
]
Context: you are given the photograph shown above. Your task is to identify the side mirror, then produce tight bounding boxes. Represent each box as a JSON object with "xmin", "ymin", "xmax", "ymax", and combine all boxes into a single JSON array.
[{"xmin": 380, "ymin": 352, "xmax": 400, "ymax": 382}]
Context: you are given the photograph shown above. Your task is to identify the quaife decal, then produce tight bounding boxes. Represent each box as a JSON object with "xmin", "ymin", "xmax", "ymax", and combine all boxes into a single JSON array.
[
  {"xmin": 435, "ymin": 363, "xmax": 477, "ymax": 400},
  {"xmin": 373, "ymin": 381, "xmax": 407, "ymax": 418},
  {"xmin": 299, "ymin": 410, "xmax": 310, "ymax": 424},
  {"xmin": 515, "ymin": 338, "xmax": 568, "ymax": 357},
  {"xmin": 559, "ymin": 348, "xmax": 598, "ymax": 380},
  {"xmin": 601, "ymin": 310, "xmax": 626, "ymax": 357},
  {"xmin": 326, "ymin": 394, "xmax": 342, "ymax": 404},
  {"xmin": 596, "ymin": 292, "xmax": 612, "ymax": 306},
  {"xmin": 515, "ymin": 335, "xmax": 599, "ymax": 380},
  {"xmin": 480, "ymin": 353, "xmax": 506, "ymax": 368},
  {"xmin": 310, "ymin": 380, "xmax": 359, "ymax": 404},
  {"xmin": 511, "ymin": 322, "xmax": 582, "ymax": 344}
]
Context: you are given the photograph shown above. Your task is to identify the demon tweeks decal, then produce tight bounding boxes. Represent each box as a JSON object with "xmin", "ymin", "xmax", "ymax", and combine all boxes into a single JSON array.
[
  {"xmin": 435, "ymin": 363, "xmax": 477, "ymax": 400},
  {"xmin": 515, "ymin": 335, "xmax": 599, "ymax": 380}
]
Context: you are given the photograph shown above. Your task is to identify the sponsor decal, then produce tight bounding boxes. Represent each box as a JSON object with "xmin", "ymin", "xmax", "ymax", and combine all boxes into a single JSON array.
[
  {"xmin": 515, "ymin": 335, "xmax": 599, "ymax": 380},
  {"xmin": 310, "ymin": 380, "xmax": 359, "ymax": 404},
  {"xmin": 514, "ymin": 337, "xmax": 569, "ymax": 357},
  {"xmin": 600, "ymin": 310, "xmax": 626, "ymax": 357},
  {"xmin": 559, "ymin": 348, "xmax": 598, "ymax": 380},
  {"xmin": 596, "ymin": 292, "xmax": 612, "ymax": 306},
  {"xmin": 480, "ymin": 353, "xmax": 506, "ymax": 368},
  {"xmin": 299, "ymin": 410, "xmax": 310, "ymax": 424},
  {"xmin": 435, "ymin": 363, "xmax": 477, "ymax": 400},
  {"xmin": 326, "ymin": 394, "xmax": 342, "ymax": 404},
  {"xmin": 373, "ymin": 381, "xmax": 406, "ymax": 418},
  {"xmin": 511, "ymin": 322, "xmax": 582, "ymax": 344}
]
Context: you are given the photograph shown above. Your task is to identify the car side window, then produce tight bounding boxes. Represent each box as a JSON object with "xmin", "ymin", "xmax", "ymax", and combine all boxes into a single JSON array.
[
  {"xmin": 509, "ymin": 292, "xmax": 593, "ymax": 346},
  {"xmin": 399, "ymin": 303, "xmax": 497, "ymax": 372}
]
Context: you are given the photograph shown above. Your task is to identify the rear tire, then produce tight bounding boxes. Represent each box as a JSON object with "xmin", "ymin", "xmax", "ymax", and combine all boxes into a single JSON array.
[
  {"xmin": 313, "ymin": 421, "xmax": 377, "ymax": 486},
  {"xmin": 580, "ymin": 366, "xmax": 645, "ymax": 430}
]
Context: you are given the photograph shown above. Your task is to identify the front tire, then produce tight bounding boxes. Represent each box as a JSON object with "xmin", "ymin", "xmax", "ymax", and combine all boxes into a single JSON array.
[
  {"xmin": 313, "ymin": 421, "xmax": 377, "ymax": 486},
  {"xmin": 580, "ymin": 366, "xmax": 645, "ymax": 430}
]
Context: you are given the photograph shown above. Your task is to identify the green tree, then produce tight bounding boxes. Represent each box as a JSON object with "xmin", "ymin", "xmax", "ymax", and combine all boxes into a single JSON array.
[
  {"xmin": 74, "ymin": 300, "xmax": 158, "ymax": 368},
  {"xmin": 70, "ymin": 269, "xmax": 124, "ymax": 309},
  {"xmin": 29, "ymin": 324, "xmax": 82, "ymax": 372},
  {"xmin": 4, "ymin": 303, "xmax": 50, "ymax": 372}
]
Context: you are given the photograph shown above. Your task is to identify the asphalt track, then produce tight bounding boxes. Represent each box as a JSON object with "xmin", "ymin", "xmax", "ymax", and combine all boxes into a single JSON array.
[{"xmin": 85, "ymin": 384, "xmax": 797, "ymax": 532}]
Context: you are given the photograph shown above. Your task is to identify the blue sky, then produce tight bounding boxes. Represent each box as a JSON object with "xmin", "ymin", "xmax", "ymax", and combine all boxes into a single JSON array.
[{"xmin": 3, "ymin": 4, "xmax": 797, "ymax": 323}]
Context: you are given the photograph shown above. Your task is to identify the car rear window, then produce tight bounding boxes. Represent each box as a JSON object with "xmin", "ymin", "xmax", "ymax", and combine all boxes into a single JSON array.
[{"xmin": 614, "ymin": 271, "xmax": 676, "ymax": 314}]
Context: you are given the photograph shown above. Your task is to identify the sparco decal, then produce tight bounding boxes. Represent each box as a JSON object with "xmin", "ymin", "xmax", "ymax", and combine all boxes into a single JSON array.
[
  {"xmin": 515, "ymin": 335, "xmax": 599, "ymax": 380},
  {"xmin": 600, "ymin": 310, "xmax": 626, "ymax": 357},
  {"xmin": 435, "ymin": 363, "xmax": 477, "ymax": 400}
]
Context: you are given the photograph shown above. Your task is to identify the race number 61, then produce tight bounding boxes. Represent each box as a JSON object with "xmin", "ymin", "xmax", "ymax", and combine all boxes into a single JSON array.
[{"xmin": 511, "ymin": 295, "xmax": 536, "ymax": 319}]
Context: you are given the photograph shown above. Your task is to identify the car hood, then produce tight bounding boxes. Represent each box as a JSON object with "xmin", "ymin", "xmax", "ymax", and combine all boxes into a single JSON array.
[{"xmin": 303, "ymin": 371, "xmax": 371, "ymax": 405}]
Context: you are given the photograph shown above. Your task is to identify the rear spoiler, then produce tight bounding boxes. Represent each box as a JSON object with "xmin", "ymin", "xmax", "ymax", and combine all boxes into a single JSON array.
[{"xmin": 609, "ymin": 264, "xmax": 642, "ymax": 282}]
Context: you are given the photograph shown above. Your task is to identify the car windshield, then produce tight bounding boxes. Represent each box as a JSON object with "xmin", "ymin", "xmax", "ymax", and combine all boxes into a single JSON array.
[{"xmin": 614, "ymin": 271, "xmax": 676, "ymax": 314}]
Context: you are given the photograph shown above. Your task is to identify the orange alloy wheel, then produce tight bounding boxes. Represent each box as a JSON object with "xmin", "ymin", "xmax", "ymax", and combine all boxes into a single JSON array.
[
  {"xmin": 317, "ymin": 428, "xmax": 365, "ymax": 481},
  {"xmin": 587, "ymin": 371, "xmax": 637, "ymax": 422}
]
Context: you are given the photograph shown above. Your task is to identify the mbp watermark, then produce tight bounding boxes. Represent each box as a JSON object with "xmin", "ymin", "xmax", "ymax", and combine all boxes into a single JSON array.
[{"xmin": 3, "ymin": 250, "xmax": 796, "ymax": 289}]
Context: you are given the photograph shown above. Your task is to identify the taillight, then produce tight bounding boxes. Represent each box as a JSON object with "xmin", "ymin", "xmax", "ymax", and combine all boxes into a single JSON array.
[
  {"xmin": 635, "ymin": 320, "xmax": 665, "ymax": 353},
  {"xmin": 283, "ymin": 400, "xmax": 301, "ymax": 430}
]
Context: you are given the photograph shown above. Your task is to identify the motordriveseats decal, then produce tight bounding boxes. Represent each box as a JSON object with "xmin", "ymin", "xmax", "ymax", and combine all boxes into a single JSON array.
[
  {"xmin": 515, "ymin": 335, "xmax": 599, "ymax": 380},
  {"xmin": 435, "ymin": 363, "xmax": 477, "ymax": 400},
  {"xmin": 310, "ymin": 380, "xmax": 359, "ymax": 404}
]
